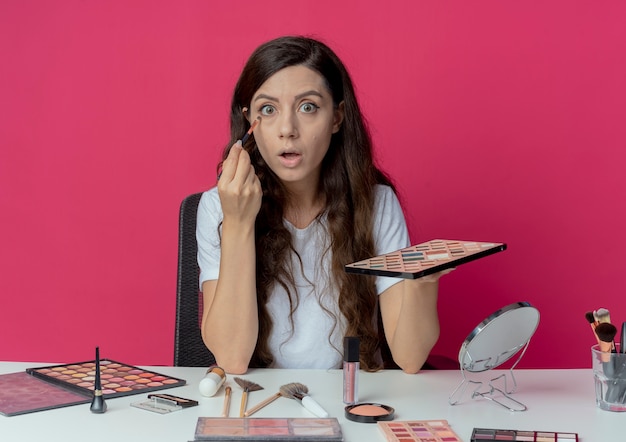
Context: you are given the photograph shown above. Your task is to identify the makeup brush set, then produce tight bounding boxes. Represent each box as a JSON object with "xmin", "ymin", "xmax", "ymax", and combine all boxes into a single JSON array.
[{"xmin": 586, "ymin": 307, "xmax": 626, "ymax": 409}]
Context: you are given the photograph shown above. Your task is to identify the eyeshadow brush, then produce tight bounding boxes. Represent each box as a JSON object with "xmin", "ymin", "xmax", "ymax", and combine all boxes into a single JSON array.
[
  {"xmin": 89, "ymin": 346, "xmax": 107, "ymax": 414},
  {"xmin": 241, "ymin": 115, "xmax": 261, "ymax": 145},
  {"xmin": 217, "ymin": 113, "xmax": 261, "ymax": 180},
  {"xmin": 234, "ymin": 377, "xmax": 264, "ymax": 418},
  {"xmin": 279, "ymin": 382, "xmax": 329, "ymax": 418}
]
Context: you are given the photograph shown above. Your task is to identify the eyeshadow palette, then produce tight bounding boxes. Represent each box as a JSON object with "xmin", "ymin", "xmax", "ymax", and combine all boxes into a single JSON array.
[
  {"xmin": 345, "ymin": 239, "xmax": 506, "ymax": 279},
  {"xmin": 471, "ymin": 428, "xmax": 579, "ymax": 442},
  {"xmin": 193, "ymin": 417, "xmax": 343, "ymax": 441},
  {"xmin": 26, "ymin": 359, "xmax": 186, "ymax": 399},
  {"xmin": 378, "ymin": 420, "xmax": 463, "ymax": 442}
]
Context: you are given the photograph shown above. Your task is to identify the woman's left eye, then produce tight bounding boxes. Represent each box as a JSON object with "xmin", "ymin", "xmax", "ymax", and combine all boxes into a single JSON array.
[{"xmin": 299, "ymin": 102, "xmax": 319, "ymax": 113}]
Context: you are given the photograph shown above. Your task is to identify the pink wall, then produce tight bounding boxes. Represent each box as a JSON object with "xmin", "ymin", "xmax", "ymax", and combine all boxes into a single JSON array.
[{"xmin": 1, "ymin": 1, "xmax": 625, "ymax": 368}]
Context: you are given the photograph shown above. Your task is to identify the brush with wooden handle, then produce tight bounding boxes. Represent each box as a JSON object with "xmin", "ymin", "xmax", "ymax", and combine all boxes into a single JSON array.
[
  {"xmin": 243, "ymin": 391, "xmax": 282, "ymax": 417},
  {"xmin": 234, "ymin": 377, "xmax": 264, "ymax": 418}
]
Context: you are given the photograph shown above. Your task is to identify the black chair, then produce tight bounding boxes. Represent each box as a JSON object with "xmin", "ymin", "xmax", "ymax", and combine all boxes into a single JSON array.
[{"xmin": 174, "ymin": 192, "xmax": 216, "ymax": 367}]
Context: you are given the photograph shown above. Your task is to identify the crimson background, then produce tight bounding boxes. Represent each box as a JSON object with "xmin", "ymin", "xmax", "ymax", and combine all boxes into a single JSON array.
[{"xmin": 1, "ymin": 1, "xmax": 625, "ymax": 368}]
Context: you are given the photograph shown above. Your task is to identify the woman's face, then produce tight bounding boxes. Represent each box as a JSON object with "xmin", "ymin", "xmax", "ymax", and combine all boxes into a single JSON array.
[{"xmin": 248, "ymin": 65, "xmax": 344, "ymax": 191}]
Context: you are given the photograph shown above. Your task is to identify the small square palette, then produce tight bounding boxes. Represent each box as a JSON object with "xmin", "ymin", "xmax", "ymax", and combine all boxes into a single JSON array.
[
  {"xmin": 194, "ymin": 417, "xmax": 343, "ymax": 441},
  {"xmin": 470, "ymin": 428, "xmax": 579, "ymax": 442},
  {"xmin": 378, "ymin": 420, "xmax": 463, "ymax": 442},
  {"xmin": 345, "ymin": 239, "xmax": 506, "ymax": 279},
  {"xmin": 26, "ymin": 359, "xmax": 186, "ymax": 399}
]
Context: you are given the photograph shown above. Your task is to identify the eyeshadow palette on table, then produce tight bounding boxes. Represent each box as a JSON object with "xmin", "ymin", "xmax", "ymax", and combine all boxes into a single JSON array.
[
  {"xmin": 345, "ymin": 239, "xmax": 506, "ymax": 279},
  {"xmin": 192, "ymin": 417, "xmax": 343, "ymax": 441},
  {"xmin": 0, "ymin": 359, "xmax": 186, "ymax": 416}
]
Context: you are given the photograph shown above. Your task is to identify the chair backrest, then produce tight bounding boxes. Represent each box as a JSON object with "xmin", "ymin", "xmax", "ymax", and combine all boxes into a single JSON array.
[{"xmin": 174, "ymin": 192, "xmax": 216, "ymax": 367}]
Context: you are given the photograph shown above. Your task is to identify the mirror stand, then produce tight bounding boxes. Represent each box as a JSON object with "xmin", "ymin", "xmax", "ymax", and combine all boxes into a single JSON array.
[{"xmin": 449, "ymin": 339, "xmax": 532, "ymax": 411}]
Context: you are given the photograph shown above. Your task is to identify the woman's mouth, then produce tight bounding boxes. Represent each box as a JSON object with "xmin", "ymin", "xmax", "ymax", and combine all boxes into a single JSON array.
[{"xmin": 278, "ymin": 151, "xmax": 302, "ymax": 168}]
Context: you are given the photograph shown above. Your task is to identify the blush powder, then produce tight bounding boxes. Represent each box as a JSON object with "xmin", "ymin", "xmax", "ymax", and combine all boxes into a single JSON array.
[{"xmin": 345, "ymin": 402, "xmax": 395, "ymax": 423}]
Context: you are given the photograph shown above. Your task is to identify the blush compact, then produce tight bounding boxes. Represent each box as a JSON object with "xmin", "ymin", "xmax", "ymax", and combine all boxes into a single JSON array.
[{"xmin": 344, "ymin": 402, "xmax": 395, "ymax": 423}]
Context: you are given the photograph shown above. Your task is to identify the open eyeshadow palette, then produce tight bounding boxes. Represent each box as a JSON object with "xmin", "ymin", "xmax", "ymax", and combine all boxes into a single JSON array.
[
  {"xmin": 470, "ymin": 428, "xmax": 579, "ymax": 442},
  {"xmin": 345, "ymin": 239, "xmax": 506, "ymax": 279},
  {"xmin": 193, "ymin": 417, "xmax": 343, "ymax": 441},
  {"xmin": 0, "ymin": 359, "xmax": 186, "ymax": 416},
  {"xmin": 378, "ymin": 420, "xmax": 463, "ymax": 442},
  {"xmin": 26, "ymin": 359, "xmax": 186, "ymax": 398}
]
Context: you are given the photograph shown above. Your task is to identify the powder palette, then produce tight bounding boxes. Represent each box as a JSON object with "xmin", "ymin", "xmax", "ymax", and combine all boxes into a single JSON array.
[
  {"xmin": 345, "ymin": 239, "xmax": 506, "ymax": 279},
  {"xmin": 471, "ymin": 428, "xmax": 579, "ymax": 442},
  {"xmin": 26, "ymin": 359, "xmax": 186, "ymax": 399},
  {"xmin": 378, "ymin": 420, "xmax": 463, "ymax": 442},
  {"xmin": 193, "ymin": 417, "xmax": 343, "ymax": 441}
]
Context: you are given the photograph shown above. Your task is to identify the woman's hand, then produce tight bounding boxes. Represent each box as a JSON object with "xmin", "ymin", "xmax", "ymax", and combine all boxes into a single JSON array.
[{"xmin": 217, "ymin": 143, "xmax": 262, "ymax": 226}]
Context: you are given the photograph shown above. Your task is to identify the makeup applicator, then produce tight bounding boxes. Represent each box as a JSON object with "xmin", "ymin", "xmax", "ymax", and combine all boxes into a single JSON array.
[
  {"xmin": 595, "ymin": 308, "xmax": 612, "ymax": 324},
  {"xmin": 234, "ymin": 377, "xmax": 264, "ymax": 418},
  {"xmin": 90, "ymin": 346, "xmax": 107, "ymax": 413},
  {"xmin": 243, "ymin": 391, "xmax": 282, "ymax": 417},
  {"xmin": 596, "ymin": 322, "xmax": 618, "ymax": 361},
  {"xmin": 585, "ymin": 311, "xmax": 600, "ymax": 345},
  {"xmin": 279, "ymin": 382, "xmax": 329, "ymax": 418}
]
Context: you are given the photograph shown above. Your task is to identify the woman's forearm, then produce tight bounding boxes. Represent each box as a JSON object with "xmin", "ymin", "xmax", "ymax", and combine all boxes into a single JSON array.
[{"xmin": 201, "ymin": 221, "xmax": 259, "ymax": 374}]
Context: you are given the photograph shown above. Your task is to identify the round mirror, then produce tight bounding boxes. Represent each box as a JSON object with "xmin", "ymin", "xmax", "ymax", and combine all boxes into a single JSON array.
[{"xmin": 458, "ymin": 301, "xmax": 540, "ymax": 372}]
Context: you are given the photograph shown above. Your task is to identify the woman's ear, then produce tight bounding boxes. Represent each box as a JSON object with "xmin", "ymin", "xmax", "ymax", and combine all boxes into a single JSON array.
[{"xmin": 332, "ymin": 102, "xmax": 345, "ymax": 134}]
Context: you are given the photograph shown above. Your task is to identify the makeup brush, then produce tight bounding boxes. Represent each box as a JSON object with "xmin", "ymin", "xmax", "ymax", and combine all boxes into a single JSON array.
[
  {"xmin": 221, "ymin": 386, "xmax": 232, "ymax": 417},
  {"xmin": 234, "ymin": 377, "xmax": 264, "ymax": 418},
  {"xmin": 596, "ymin": 322, "xmax": 618, "ymax": 360},
  {"xmin": 241, "ymin": 116, "xmax": 261, "ymax": 145},
  {"xmin": 90, "ymin": 346, "xmax": 107, "ymax": 414},
  {"xmin": 217, "ymin": 115, "xmax": 262, "ymax": 180},
  {"xmin": 594, "ymin": 308, "xmax": 611, "ymax": 324},
  {"xmin": 243, "ymin": 391, "xmax": 282, "ymax": 417},
  {"xmin": 585, "ymin": 311, "xmax": 600, "ymax": 344},
  {"xmin": 279, "ymin": 382, "xmax": 329, "ymax": 418}
]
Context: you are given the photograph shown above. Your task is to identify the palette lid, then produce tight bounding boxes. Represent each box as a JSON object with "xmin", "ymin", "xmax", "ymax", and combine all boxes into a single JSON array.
[{"xmin": 458, "ymin": 302, "xmax": 540, "ymax": 372}]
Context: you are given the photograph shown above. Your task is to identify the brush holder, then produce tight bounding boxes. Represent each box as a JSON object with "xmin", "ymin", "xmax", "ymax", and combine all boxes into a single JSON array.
[
  {"xmin": 449, "ymin": 302, "xmax": 540, "ymax": 412},
  {"xmin": 592, "ymin": 343, "xmax": 626, "ymax": 412}
]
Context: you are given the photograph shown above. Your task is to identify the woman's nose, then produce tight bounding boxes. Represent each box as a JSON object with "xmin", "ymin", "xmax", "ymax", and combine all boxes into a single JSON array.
[{"xmin": 278, "ymin": 111, "xmax": 298, "ymax": 139}]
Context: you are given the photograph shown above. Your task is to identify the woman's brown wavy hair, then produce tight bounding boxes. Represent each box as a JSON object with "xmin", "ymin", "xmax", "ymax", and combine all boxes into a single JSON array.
[{"xmin": 219, "ymin": 36, "xmax": 396, "ymax": 371}]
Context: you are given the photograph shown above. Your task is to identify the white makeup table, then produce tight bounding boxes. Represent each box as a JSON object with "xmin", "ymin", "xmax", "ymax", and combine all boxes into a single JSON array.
[{"xmin": 1, "ymin": 362, "xmax": 623, "ymax": 441}]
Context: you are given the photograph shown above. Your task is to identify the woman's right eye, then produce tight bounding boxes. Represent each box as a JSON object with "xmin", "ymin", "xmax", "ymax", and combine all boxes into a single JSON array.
[{"xmin": 259, "ymin": 105, "xmax": 275, "ymax": 116}]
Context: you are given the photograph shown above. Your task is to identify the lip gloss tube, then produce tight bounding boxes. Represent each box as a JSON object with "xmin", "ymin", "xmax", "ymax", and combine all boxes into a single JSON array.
[{"xmin": 343, "ymin": 336, "xmax": 360, "ymax": 404}]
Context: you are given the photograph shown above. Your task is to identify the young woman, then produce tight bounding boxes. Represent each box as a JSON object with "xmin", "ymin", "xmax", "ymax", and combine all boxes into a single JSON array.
[{"xmin": 196, "ymin": 36, "xmax": 449, "ymax": 374}]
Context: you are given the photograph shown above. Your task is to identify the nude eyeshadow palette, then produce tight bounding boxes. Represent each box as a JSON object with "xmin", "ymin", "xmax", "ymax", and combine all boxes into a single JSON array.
[
  {"xmin": 345, "ymin": 239, "xmax": 506, "ymax": 279},
  {"xmin": 193, "ymin": 417, "xmax": 343, "ymax": 441},
  {"xmin": 26, "ymin": 358, "xmax": 186, "ymax": 399},
  {"xmin": 378, "ymin": 420, "xmax": 463, "ymax": 442}
]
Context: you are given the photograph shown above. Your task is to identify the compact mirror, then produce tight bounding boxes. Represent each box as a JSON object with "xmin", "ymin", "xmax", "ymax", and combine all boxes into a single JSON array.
[{"xmin": 449, "ymin": 301, "xmax": 540, "ymax": 411}]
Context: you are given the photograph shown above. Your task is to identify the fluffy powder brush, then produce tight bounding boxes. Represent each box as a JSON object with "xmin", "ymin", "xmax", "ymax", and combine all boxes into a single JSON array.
[{"xmin": 279, "ymin": 382, "xmax": 328, "ymax": 418}]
